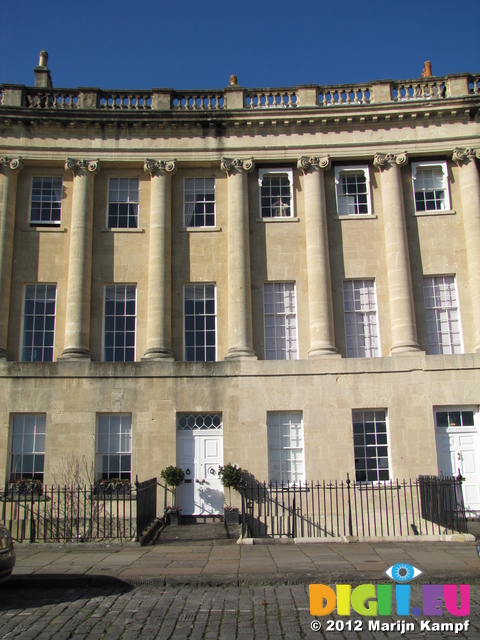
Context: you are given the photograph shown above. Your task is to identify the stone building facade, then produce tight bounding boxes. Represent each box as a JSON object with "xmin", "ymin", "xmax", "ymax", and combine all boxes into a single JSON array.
[{"xmin": 1, "ymin": 54, "xmax": 479, "ymax": 516}]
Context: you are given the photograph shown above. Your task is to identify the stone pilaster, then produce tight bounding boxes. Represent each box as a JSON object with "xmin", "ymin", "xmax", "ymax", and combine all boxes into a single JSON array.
[
  {"xmin": 142, "ymin": 159, "xmax": 177, "ymax": 360},
  {"xmin": 221, "ymin": 158, "xmax": 257, "ymax": 360},
  {"xmin": 298, "ymin": 156, "xmax": 338, "ymax": 357},
  {"xmin": 0, "ymin": 157, "xmax": 23, "ymax": 359},
  {"xmin": 374, "ymin": 152, "xmax": 420, "ymax": 354},
  {"xmin": 453, "ymin": 148, "xmax": 480, "ymax": 352},
  {"xmin": 61, "ymin": 158, "xmax": 99, "ymax": 359}
]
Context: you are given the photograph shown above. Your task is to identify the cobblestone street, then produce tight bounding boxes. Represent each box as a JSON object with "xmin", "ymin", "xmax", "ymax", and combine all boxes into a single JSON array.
[{"xmin": 0, "ymin": 583, "xmax": 479, "ymax": 640}]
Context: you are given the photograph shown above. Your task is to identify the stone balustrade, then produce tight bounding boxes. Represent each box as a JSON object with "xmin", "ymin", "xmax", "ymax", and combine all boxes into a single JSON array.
[
  {"xmin": 469, "ymin": 74, "xmax": 480, "ymax": 94},
  {"xmin": 172, "ymin": 90, "xmax": 225, "ymax": 110},
  {"xmin": 392, "ymin": 80, "xmax": 447, "ymax": 101},
  {"xmin": 245, "ymin": 89, "xmax": 297, "ymax": 109},
  {"xmin": 0, "ymin": 73, "xmax": 477, "ymax": 111},
  {"xmin": 98, "ymin": 91, "xmax": 153, "ymax": 110},
  {"xmin": 25, "ymin": 89, "xmax": 79, "ymax": 109},
  {"xmin": 317, "ymin": 85, "xmax": 371, "ymax": 106}
]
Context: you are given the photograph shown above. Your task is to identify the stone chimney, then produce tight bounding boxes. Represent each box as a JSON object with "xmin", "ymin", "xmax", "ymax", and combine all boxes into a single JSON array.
[
  {"xmin": 421, "ymin": 60, "xmax": 433, "ymax": 78},
  {"xmin": 34, "ymin": 51, "xmax": 53, "ymax": 88}
]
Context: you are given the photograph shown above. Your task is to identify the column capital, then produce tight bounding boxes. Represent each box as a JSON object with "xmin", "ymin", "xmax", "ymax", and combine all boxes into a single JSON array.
[
  {"xmin": 297, "ymin": 156, "xmax": 330, "ymax": 173},
  {"xmin": 143, "ymin": 159, "xmax": 177, "ymax": 176},
  {"xmin": 452, "ymin": 147, "xmax": 480, "ymax": 165},
  {"xmin": 64, "ymin": 158, "xmax": 100, "ymax": 175},
  {"xmin": 0, "ymin": 157, "xmax": 23, "ymax": 172},
  {"xmin": 373, "ymin": 152, "xmax": 408, "ymax": 170},
  {"xmin": 220, "ymin": 157, "xmax": 254, "ymax": 175}
]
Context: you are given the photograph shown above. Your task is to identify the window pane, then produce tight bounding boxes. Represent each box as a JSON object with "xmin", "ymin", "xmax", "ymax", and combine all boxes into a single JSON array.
[
  {"xmin": 10, "ymin": 414, "xmax": 46, "ymax": 482},
  {"xmin": 268, "ymin": 412, "xmax": 304, "ymax": 484},
  {"xmin": 352, "ymin": 410, "xmax": 389, "ymax": 482},
  {"xmin": 30, "ymin": 177, "xmax": 63, "ymax": 225},
  {"xmin": 343, "ymin": 281, "xmax": 380, "ymax": 358},
  {"xmin": 264, "ymin": 283, "xmax": 298, "ymax": 360},
  {"xmin": 259, "ymin": 171, "xmax": 293, "ymax": 218},
  {"xmin": 184, "ymin": 285, "xmax": 216, "ymax": 361},
  {"xmin": 96, "ymin": 415, "xmax": 132, "ymax": 481},
  {"xmin": 423, "ymin": 276, "xmax": 462, "ymax": 354},
  {"xmin": 104, "ymin": 285, "xmax": 136, "ymax": 361},
  {"xmin": 22, "ymin": 285, "xmax": 57, "ymax": 362}
]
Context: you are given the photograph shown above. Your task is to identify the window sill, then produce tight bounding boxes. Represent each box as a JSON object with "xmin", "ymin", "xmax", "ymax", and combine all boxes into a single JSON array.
[
  {"xmin": 266, "ymin": 484, "xmax": 309, "ymax": 491},
  {"xmin": 100, "ymin": 227, "xmax": 145, "ymax": 233},
  {"xmin": 256, "ymin": 217, "xmax": 299, "ymax": 223},
  {"xmin": 414, "ymin": 209, "xmax": 456, "ymax": 217},
  {"xmin": 23, "ymin": 226, "xmax": 66, "ymax": 233},
  {"xmin": 182, "ymin": 226, "xmax": 222, "ymax": 233},
  {"xmin": 336, "ymin": 214, "xmax": 377, "ymax": 221}
]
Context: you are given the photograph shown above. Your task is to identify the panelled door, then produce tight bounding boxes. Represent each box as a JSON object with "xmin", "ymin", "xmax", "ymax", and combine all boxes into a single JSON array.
[
  {"xmin": 176, "ymin": 413, "xmax": 224, "ymax": 516},
  {"xmin": 435, "ymin": 408, "xmax": 480, "ymax": 513}
]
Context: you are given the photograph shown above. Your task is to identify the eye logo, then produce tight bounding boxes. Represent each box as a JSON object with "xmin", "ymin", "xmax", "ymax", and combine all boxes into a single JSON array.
[{"xmin": 386, "ymin": 563, "xmax": 422, "ymax": 582}]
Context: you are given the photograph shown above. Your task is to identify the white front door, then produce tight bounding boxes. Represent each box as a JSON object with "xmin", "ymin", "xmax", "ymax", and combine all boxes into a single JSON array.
[
  {"xmin": 176, "ymin": 414, "xmax": 224, "ymax": 516},
  {"xmin": 435, "ymin": 408, "xmax": 480, "ymax": 513}
]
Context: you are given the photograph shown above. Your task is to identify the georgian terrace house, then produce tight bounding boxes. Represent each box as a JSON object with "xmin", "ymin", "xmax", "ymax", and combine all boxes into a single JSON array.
[{"xmin": 0, "ymin": 53, "xmax": 479, "ymax": 519}]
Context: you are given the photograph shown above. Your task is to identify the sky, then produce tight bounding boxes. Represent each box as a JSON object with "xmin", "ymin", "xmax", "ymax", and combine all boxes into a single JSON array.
[{"xmin": 0, "ymin": 0, "xmax": 479, "ymax": 91}]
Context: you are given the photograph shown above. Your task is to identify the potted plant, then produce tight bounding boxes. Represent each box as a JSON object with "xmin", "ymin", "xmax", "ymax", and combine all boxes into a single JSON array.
[
  {"xmin": 165, "ymin": 505, "xmax": 182, "ymax": 526},
  {"xmin": 160, "ymin": 466, "xmax": 185, "ymax": 525},
  {"xmin": 218, "ymin": 463, "xmax": 243, "ymax": 524}
]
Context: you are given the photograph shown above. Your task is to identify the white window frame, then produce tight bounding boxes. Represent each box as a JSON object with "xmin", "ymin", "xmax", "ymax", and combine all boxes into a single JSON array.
[
  {"xmin": 183, "ymin": 284, "xmax": 217, "ymax": 362},
  {"xmin": 21, "ymin": 284, "xmax": 57, "ymax": 362},
  {"xmin": 411, "ymin": 161, "xmax": 451, "ymax": 213},
  {"xmin": 29, "ymin": 176, "xmax": 63, "ymax": 226},
  {"xmin": 352, "ymin": 410, "xmax": 390, "ymax": 483},
  {"xmin": 267, "ymin": 412, "xmax": 305, "ymax": 485},
  {"xmin": 263, "ymin": 282, "xmax": 298, "ymax": 360},
  {"xmin": 423, "ymin": 276, "xmax": 463, "ymax": 355},
  {"xmin": 107, "ymin": 177, "xmax": 139, "ymax": 228},
  {"xmin": 335, "ymin": 165, "xmax": 372, "ymax": 216},
  {"xmin": 103, "ymin": 284, "xmax": 137, "ymax": 362},
  {"xmin": 96, "ymin": 414, "xmax": 132, "ymax": 481},
  {"xmin": 258, "ymin": 168, "xmax": 294, "ymax": 219},
  {"xmin": 9, "ymin": 414, "xmax": 46, "ymax": 482},
  {"xmin": 184, "ymin": 177, "xmax": 216, "ymax": 228},
  {"xmin": 343, "ymin": 280, "xmax": 380, "ymax": 358}
]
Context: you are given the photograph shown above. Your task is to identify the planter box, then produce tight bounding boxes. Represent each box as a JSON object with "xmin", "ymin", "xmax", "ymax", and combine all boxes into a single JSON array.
[
  {"xmin": 224, "ymin": 510, "xmax": 240, "ymax": 525},
  {"xmin": 94, "ymin": 483, "xmax": 131, "ymax": 496},
  {"xmin": 168, "ymin": 511, "xmax": 182, "ymax": 526}
]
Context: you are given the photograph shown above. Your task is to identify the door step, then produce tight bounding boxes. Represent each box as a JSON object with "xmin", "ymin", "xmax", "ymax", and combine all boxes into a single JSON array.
[{"xmin": 181, "ymin": 514, "xmax": 223, "ymax": 524}]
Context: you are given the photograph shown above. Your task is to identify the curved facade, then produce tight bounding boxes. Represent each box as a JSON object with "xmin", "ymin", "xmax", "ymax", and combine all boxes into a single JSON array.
[{"xmin": 1, "ymin": 57, "xmax": 479, "ymax": 515}]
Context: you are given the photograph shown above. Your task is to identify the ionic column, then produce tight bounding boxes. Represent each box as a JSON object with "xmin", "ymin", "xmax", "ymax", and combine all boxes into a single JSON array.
[
  {"xmin": 0, "ymin": 157, "xmax": 23, "ymax": 359},
  {"xmin": 453, "ymin": 148, "xmax": 480, "ymax": 352},
  {"xmin": 374, "ymin": 153, "xmax": 420, "ymax": 354},
  {"xmin": 221, "ymin": 158, "xmax": 257, "ymax": 360},
  {"xmin": 143, "ymin": 159, "xmax": 176, "ymax": 360},
  {"xmin": 298, "ymin": 156, "xmax": 338, "ymax": 357},
  {"xmin": 61, "ymin": 159, "xmax": 99, "ymax": 359}
]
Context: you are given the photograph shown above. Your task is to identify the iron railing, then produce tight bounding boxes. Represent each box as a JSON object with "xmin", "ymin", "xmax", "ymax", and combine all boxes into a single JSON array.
[
  {"xmin": 135, "ymin": 476, "xmax": 157, "ymax": 536},
  {"xmin": 418, "ymin": 474, "xmax": 467, "ymax": 534},
  {"xmin": 0, "ymin": 483, "xmax": 146, "ymax": 543},
  {"xmin": 240, "ymin": 475, "xmax": 467, "ymax": 539}
]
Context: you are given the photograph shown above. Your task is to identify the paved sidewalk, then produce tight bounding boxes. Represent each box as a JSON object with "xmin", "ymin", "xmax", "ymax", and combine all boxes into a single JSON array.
[{"xmin": 9, "ymin": 530, "xmax": 480, "ymax": 589}]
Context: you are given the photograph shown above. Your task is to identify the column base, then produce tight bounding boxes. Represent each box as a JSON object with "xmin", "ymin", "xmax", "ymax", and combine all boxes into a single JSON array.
[
  {"xmin": 0, "ymin": 348, "xmax": 9, "ymax": 360},
  {"xmin": 390, "ymin": 342, "xmax": 421, "ymax": 355},
  {"xmin": 308, "ymin": 345, "xmax": 340, "ymax": 359},
  {"xmin": 59, "ymin": 348, "xmax": 91, "ymax": 360},
  {"xmin": 224, "ymin": 347, "xmax": 257, "ymax": 361},
  {"xmin": 142, "ymin": 348, "xmax": 174, "ymax": 361}
]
